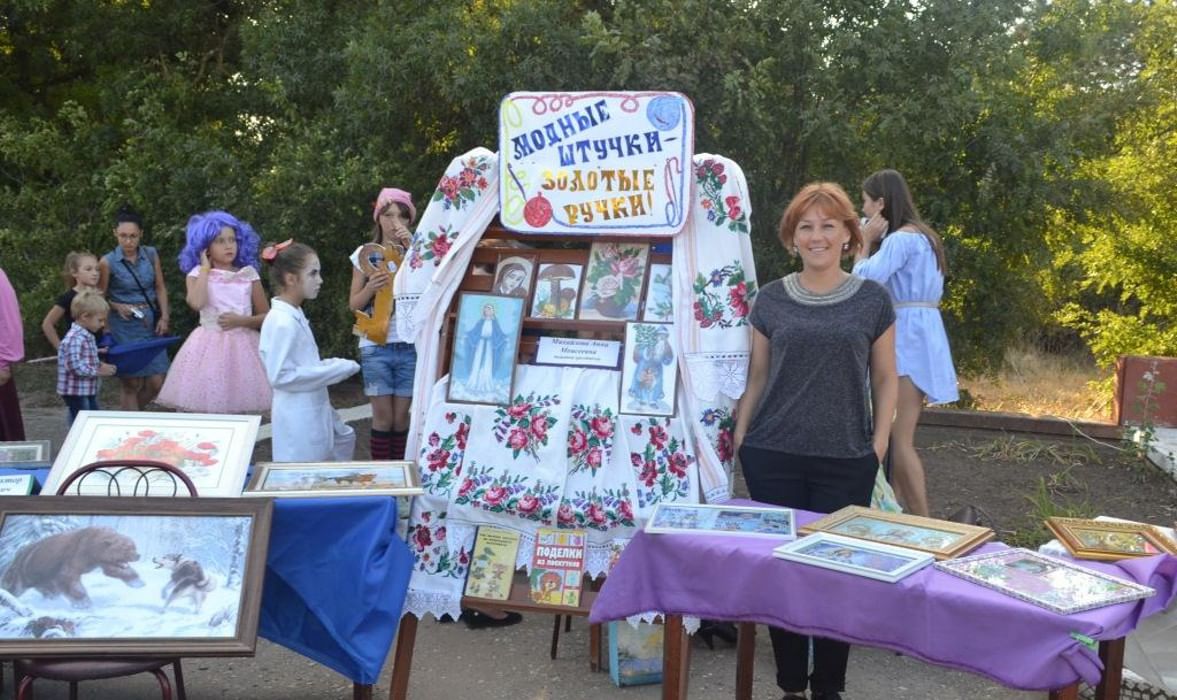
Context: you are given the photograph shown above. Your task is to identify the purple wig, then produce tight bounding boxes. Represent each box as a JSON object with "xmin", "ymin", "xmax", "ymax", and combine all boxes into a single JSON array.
[{"xmin": 178, "ymin": 211, "xmax": 261, "ymax": 273}]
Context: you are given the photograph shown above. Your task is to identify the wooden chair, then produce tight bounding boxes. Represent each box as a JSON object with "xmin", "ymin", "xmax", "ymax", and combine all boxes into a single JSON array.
[{"xmin": 13, "ymin": 459, "xmax": 194, "ymax": 700}]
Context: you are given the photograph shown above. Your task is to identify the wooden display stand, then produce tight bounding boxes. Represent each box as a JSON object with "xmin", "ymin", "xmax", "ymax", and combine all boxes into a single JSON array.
[{"xmin": 388, "ymin": 222, "xmax": 672, "ymax": 700}]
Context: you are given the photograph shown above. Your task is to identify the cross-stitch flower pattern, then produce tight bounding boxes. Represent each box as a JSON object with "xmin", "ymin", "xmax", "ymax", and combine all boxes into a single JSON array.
[
  {"xmin": 696, "ymin": 159, "xmax": 749, "ymax": 233},
  {"xmin": 93, "ymin": 430, "xmax": 219, "ymax": 472},
  {"xmin": 432, "ymin": 156, "xmax": 492, "ymax": 210},
  {"xmin": 408, "ymin": 223, "xmax": 457, "ymax": 270},
  {"xmin": 693, "ymin": 261, "xmax": 757, "ymax": 329},
  {"xmin": 556, "ymin": 486, "xmax": 636, "ymax": 531},
  {"xmin": 493, "ymin": 392, "xmax": 560, "ymax": 461},
  {"xmin": 454, "ymin": 462, "xmax": 561, "ymax": 522},
  {"xmin": 419, "ymin": 411, "xmax": 471, "ymax": 494},
  {"xmin": 700, "ymin": 406, "xmax": 737, "ymax": 470},
  {"xmin": 627, "ymin": 417, "xmax": 694, "ymax": 508},
  {"xmin": 408, "ymin": 510, "xmax": 470, "ymax": 578},
  {"xmin": 566, "ymin": 404, "xmax": 615, "ymax": 475}
]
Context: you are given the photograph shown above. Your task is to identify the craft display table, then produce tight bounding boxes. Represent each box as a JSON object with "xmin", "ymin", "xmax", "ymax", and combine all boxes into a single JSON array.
[
  {"xmin": 589, "ymin": 501, "xmax": 1177, "ymax": 700},
  {"xmin": 0, "ymin": 467, "xmax": 413, "ymax": 700}
]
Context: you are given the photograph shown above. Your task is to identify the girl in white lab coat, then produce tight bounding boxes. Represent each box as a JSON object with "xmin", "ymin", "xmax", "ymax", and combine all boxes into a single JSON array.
[{"xmin": 259, "ymin": 240, "xmax": 360, "ymax": 461}]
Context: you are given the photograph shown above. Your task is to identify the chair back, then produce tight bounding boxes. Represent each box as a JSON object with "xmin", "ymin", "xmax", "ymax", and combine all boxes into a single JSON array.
[{"xmin": 55, "ymin": 460, "xmax": 199, "ymax": 498}]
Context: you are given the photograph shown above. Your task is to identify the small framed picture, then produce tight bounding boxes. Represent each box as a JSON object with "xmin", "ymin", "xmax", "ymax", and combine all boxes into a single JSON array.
[
  {"xmin": 1046, "ymin": 517, "xmax": 1177, "ymax": 561},
  {"xmin": 642, "ymin": 263, "xmax": 673, "ymax": 322},
  {"xmin": 492, "ymin": 254, "xmax": 537, "ymax": 305},
  {"xmin": 0, "ymin": 474, "xmax": 35, "ymax": 496},
  {"xmin": 446, "ymin": 292, "xmax": 526, "ymax": 405},
  {"xmin": 646, "ymin": 502, "xmax": 795, "ymax": 540},
  {"xmin": 0, "ymin": 440, "xmax": 52, "ymax": 466},
  {"xmin": 45, "ymin": 411, "xmax": 259, "ymax": 498},
  {"xmin": 578, "ymin": 242, "xmax": 650, "ymax": 321},
  {"xmin": 530, "ymin": 263, "xmax": 583, "ymax": 319},
  {"xmin": 620, "ymin": 322, "xmax": 677, "ymax": 417},
  {"xmin": 800, "ymin": 505, "xmax": 994, "ymax": 560},
  {"xmin": 773, "ymin": 532, "xmax": 935, "ymax": 583},
  {"xmin": 935, "ymin": 548, "xmax": 1156, "ymax": 615},
  {"xmin": 243, "ymin": 461, "xmax": 423, "ymax": 498},
  {"xmin": 0, "ymin": 496, "xmax": 272, "ymax": 656}
]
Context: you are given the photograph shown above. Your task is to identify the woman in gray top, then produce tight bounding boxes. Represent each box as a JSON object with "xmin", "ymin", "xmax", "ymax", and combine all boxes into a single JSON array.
[{"xmin": 734, "ymin": 182, "xmax": 897, "ymax": 700}]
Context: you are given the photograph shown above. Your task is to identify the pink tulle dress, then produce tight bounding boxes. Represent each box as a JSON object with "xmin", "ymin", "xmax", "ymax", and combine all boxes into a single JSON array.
[{"xmin": 157, "ymin": 266, "xmax": 272, "ymax": 413}]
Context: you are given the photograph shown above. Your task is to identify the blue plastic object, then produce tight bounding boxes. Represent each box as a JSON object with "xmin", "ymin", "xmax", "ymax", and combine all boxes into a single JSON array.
[{"xmin": 104, "ymin": 336, "xmax": 179, "ymax": 374}]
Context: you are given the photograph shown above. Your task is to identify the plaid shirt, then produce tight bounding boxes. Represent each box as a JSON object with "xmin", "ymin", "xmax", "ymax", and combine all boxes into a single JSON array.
[{"xmin": 57, "ymin": 323, "xmax": 100, "ymax": 397}]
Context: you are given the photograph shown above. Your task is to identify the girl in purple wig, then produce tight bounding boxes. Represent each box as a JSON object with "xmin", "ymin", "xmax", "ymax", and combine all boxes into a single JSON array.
[{"xmin": 157, "ymin": 210, "xmax": 272, "ymax": 413}]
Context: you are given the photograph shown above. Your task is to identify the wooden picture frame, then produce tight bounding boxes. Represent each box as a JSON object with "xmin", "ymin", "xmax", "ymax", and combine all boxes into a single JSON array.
[
  {"xmin": 446, "ymin": 292, "xmax": 526, "ymax": 406},
  {"xmin": 800, "ymin": 505, "xmax": 994, "ymax": 560},
  {"xmin": 620, "ymin": 322, "xmax": 678, "ymax": 417},
  {"xmin": 243, "ymin": 461, "xmax": 423, "ymax": 498},
  {"xmin": 1046, "ymin": 517, "xmax": 1177, "ymax": 561},
  {"xmin": 641, "ymin": 263, "xmax": 673, "ymax": 322},
  {"xmin": 0, "ymin": 440, "xmax": 52, "ymax": 466},
  {"xmin": 491, "ymin": 253, "xmax": 538, "ymax": 308},
  {"xmin": 44, "ymin": 411, "xmax": 259, "ymax": 498},
  {"xmin": 578, "ymin": 242, "xmax": 650, "ymax": 321},
  {"xmin": 773, "ymin": 532, "xmax": 935, "ymax": 583},
  {"xmin": 0, "ymin": 496, "xmax": 272, "ymax": 656},
  {"xmin": 530, "ymin": 262, "xmax": 583, "ymax": 320},
  {"xmin": 935, "ymin": 548, "xmax": 1155, "ymax": 615},
  {"xmin": 646, "ymin": 502, "xmax": 795, "ymax": 540}
]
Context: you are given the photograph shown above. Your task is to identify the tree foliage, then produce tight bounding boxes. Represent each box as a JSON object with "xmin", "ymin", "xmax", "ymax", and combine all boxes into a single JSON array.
[{"xmin": 1, "ymin": 0, "xmax": 1173, "ymax": 372}]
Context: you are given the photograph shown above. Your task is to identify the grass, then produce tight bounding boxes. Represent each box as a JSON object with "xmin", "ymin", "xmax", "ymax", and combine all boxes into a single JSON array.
[{"xmin": 955, "ymin": 344, "xmax": 1112, "ymax": 421}]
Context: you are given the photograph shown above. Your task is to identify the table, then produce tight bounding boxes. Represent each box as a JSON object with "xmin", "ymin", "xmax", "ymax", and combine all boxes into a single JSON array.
[
  {"xmin": 589, "ymin": 502, "xmax": 1177, "ymax": 699},
  {"xmin": 0, "ymin": 466, "xmax": 414, "ymax": 699}
]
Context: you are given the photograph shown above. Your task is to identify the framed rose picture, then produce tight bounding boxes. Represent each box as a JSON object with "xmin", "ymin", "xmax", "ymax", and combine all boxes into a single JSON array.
[
  {"xmin": 1046, "ymin": 517, "xmax": 1177, "ymax": 561},
  {"xmin": 773, "ymin": 532, "xmax": 935, "ymax": 583},
  {"xmin": 492, "ymin": 254, "xmax": 537, "ymax": 306},
  {"xmin": 646, "ymin": 502, "xmax": 795, "ymax": 540},
  {"xmin": 935, "ymin": 548, "xmax": 1156, "ymax": 615},
  {"xmin": 530, "ymin": 263, "xmax": 583, "ymax": 319},
  {"xmin": 244, "ymin": 461, "xmax": 423, "ymax": 498},
  {"xmin": 578, "ymin": 242, "xmax": 650, "ymax": 321},
  {"xmin": 0, "ymin": 440, "xmax": 52, "ymax": 466},
  {"xmin": 446, "ymin": 293, "xmax": 526, "ymax": 405},
  {"xmin": 0, "ymin": 496, "xmax": 272, "ymax": 656},
  {"xmin": 800, "ymin": 505, "xmax": 993, "ymax": 560},
  {"xmin": 44, "ymin": 411, "xmax": 259, "ymax": 498},
  {"xmin": 620, "ymin": 322, "xmax": 678, "ymax": 417},
  {"xmin": 641, "ymin": 263, "xmax": 673, "ymax": 322}
]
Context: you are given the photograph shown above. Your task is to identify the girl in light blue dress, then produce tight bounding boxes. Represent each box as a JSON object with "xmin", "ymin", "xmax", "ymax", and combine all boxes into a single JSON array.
[{"xmin": 853, "ymin": 169, "xmax": 958, "ymax": 517}]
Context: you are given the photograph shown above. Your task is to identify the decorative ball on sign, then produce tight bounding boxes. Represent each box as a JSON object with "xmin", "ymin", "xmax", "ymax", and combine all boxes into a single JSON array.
[
  {"xmin": 646, "ymin": 95, "xmax": 682, "ymax": 131},
  {"xmin": 524, "ymin": 192, "xmax": 553, "ymax": 227}
]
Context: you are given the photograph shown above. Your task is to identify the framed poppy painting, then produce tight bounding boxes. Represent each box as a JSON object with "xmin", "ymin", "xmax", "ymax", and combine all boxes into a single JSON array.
[{"xmin": 44, "ymin": 411, "xmax": 259, "ymax": 498}]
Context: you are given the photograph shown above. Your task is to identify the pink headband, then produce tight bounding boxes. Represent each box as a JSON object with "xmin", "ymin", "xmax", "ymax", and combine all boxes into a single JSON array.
[{"xmin": 373, "ymin": 188, "xmax": 416, "ymax": 223}]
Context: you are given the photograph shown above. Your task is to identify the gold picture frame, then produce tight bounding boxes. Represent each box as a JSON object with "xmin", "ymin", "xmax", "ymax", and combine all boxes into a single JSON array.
[
  {"xmin": 799, "ymin": 505, "xmax": 994, "ymax": 560},
  {"xmin": 1045, "ymin": 517, "xmax": 1177, "ymax": 561},
  {"xmin": 243, "ymin": 461, "xmax": 423, "ymax": 498}
]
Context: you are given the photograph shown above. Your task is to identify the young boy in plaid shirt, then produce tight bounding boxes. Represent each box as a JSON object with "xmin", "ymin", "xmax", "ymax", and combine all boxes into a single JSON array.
[{"xmin": 57, "ymin": 291, "xmax": 117, "ymax": 425}]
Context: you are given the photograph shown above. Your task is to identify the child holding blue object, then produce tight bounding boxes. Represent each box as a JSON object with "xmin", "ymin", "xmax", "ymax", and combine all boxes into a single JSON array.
[
  {"xmin": 57, "ymin": 292, "xmax": 117, "ymax": 425},
  {"xmin": 157, "ymin": 211, "xmax": 271, "ymax": 413},
  {"xmin": 854, "ymin": 169, "xmax": 959, "ymax": 517}
]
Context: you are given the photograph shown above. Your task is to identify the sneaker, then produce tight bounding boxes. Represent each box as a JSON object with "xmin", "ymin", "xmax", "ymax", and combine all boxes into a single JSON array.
[{"xmin": 811, "ymin": 692, "xmax": 842, "ymax": 700}]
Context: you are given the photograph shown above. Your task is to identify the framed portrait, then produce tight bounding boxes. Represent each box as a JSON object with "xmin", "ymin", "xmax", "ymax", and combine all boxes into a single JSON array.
[
  {"xmin": 446, "ymin": 292, "xmax": 526, "ymax": 405},
  {"xmin": 0, "ymin": 496, "xmax": 272, "ymax": 656},
  {"xmin": 773, "ymin": 532, "xmax": 935, "ymax": 583},
  {"xmin": 800, "ymin": 505, "xmax": 993, "ymax": 560},
  {"xmin": 935, "ymin": 548, "xmax": 1155, "ymax": 615},
  {"xmin": 641, "ymin": 263, "xmax": 674, "ymax": 322},
  {"xmin": 0, "ymin": 440, "xmax": 52, "ymax": 466},
  {"xmin": 44, "ymin": 411, "xmax": 259, "ymax": 498},
  {"xmin": 646, "ymin": 502, "xmax": 795, "ymax": 540},
  {"xmin": 530, "ymin": 263, "xmax": 583, "ymax": 319},
  {"xmin": 578, "ymin": 242, "xmax": 650, "ymax": 321},
  {"xmin": 243, "ymin": 461, "xmax": 423, "ymax": 498},
  {"xmin": 0, "ymin": 474, "xmax": 35, "ymax": 496},
  {"xmin": 492, "ymin": 254, "xmax": 537, "ymax": 306},
  {"xmin": 1045, "ymin": 517, "xmax": 1177, "ymax": 561},
  {"xmin": 620, "ymin": 322, "xmax": 677, "ymax": 417}
]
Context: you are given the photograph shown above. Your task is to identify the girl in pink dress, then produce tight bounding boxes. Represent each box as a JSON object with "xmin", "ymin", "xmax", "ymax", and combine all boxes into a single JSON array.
[{"xmin": 157, "ymin": 211, "xmax": 271, "ymax": 413}]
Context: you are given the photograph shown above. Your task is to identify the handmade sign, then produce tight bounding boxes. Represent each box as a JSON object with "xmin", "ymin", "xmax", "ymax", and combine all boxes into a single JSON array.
[
  {"xmin": 352, "ymin": 242, "xmax": 401, "ymax": 345},
  {"xmin": 499, "ymin": 91, "xmax": 694, "ymax": 236}
]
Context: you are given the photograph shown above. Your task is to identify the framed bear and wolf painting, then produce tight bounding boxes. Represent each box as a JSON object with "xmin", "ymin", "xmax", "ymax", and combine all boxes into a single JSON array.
[{"xmin": 0, "ymin": 496, "xmax": 272, "ymax": 656}]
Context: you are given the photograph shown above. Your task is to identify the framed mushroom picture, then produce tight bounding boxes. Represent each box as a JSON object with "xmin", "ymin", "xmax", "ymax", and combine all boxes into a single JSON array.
[{"xmin": 530, "ymin": 263, "xmax": 583, "ymax": 319}]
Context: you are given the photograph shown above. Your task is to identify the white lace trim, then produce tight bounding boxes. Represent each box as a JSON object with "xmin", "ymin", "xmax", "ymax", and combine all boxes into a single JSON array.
[
  {"xmin": 403, "ymin": 590, "xmax": 463, "ymax": 621},
  {"xmin": 685, "ymin": 352, "xmax": 749, "ymax": 401},
  {"xmin": 701, "ymin": 482, "xmax": 732, "ymax": 504},
  {"xmin": 395, "ymin": 295, "xmax": 421, "ymax": 341},
  {"xmin": 625, "ymin": 612, "xmax": 701, "ymax": 634}
]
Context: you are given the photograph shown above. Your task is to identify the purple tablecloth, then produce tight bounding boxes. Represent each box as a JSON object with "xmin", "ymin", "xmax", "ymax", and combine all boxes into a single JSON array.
[{"xmin": 589, "ymin": 501, "xmax": 1177, "ymax": 690}]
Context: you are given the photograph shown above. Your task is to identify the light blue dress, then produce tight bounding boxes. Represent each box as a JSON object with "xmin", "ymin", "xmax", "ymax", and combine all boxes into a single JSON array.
[{"xmin": 853, "ymin": 231, "xmax": 959, "ymax": 404}]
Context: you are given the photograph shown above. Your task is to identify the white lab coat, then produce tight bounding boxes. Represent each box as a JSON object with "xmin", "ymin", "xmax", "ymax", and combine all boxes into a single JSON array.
[{"xmin": 259, "ymin": 299, "xmax": 360, "ymax": 462}]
